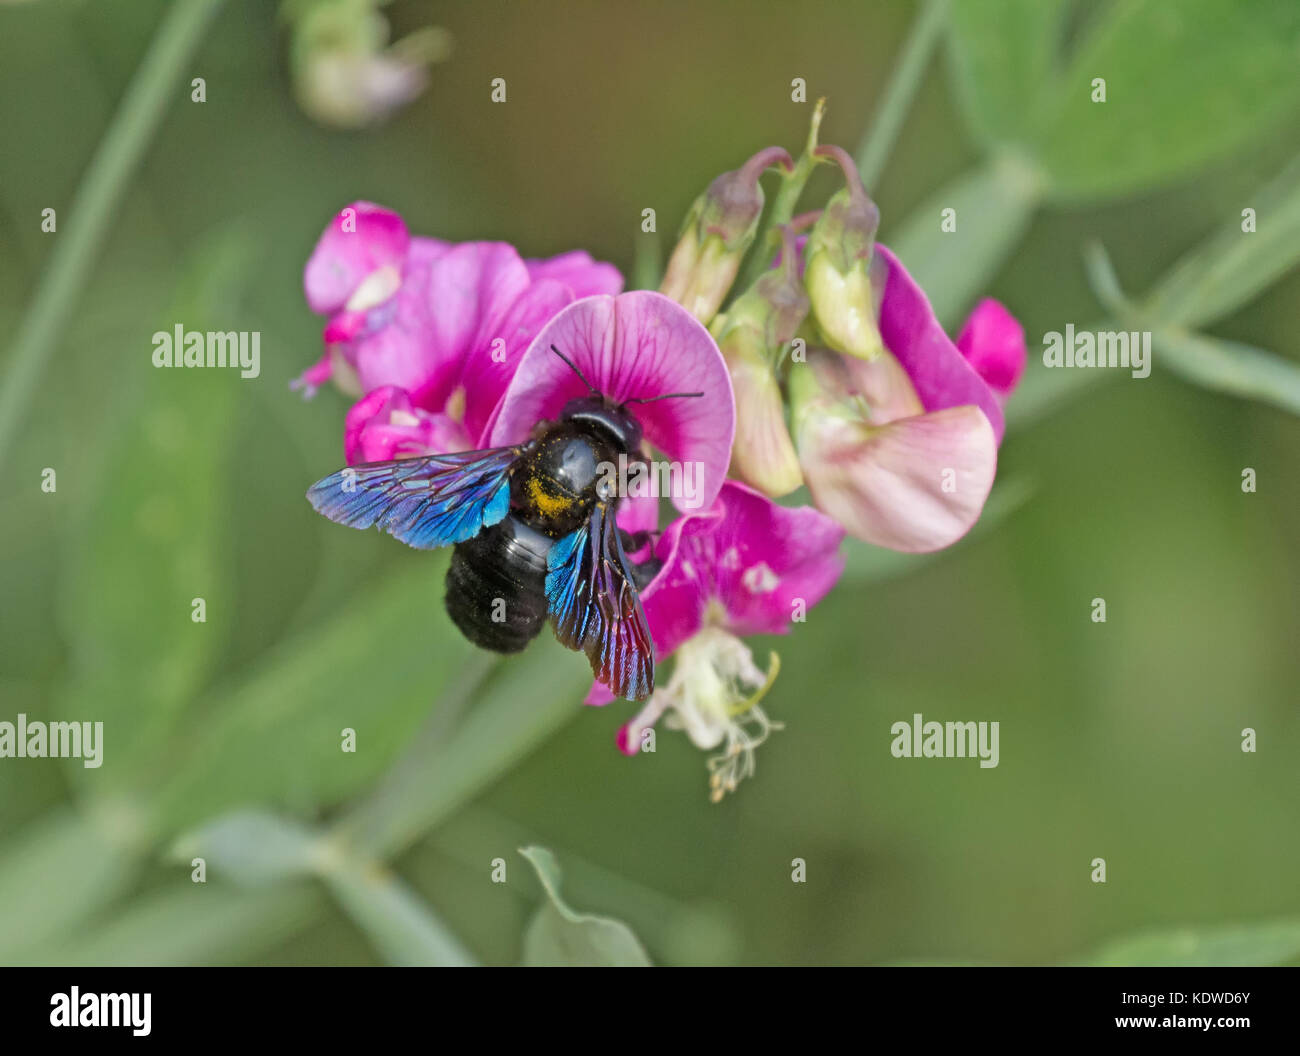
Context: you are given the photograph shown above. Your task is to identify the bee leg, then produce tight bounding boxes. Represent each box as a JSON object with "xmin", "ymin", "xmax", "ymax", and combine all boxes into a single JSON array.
[{"xmin": 618, "ymin": 528, "xmax": 657, "ymax": 554}]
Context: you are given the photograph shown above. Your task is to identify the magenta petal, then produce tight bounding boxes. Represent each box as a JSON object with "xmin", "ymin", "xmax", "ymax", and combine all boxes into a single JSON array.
[
  {"xmin": 351, "ymin": 288, "xmax": 445, "ymax": 399},
  {"xmin": 304, "ymin": 202, "xmax": 410, "ymax": 316},
  {"xmin": 616, "ymin": 491, "xmax": 660, "ymax": 541},
  {"xmin": 459, "ymin": 278, "xmax": 574, "ymax": 444},
  {"xmin": 525, "ymin": 250, "xmax": 624, "ymax": 299},
  {"xmin": 343, "ymin": 387, "xmax": 404, "ymax": 463},
  {"xmin": 637, "ymin": 504, "xmax": 725, "ymax": 657},
  {"xmin": 956, "ymin": 297, "xmax": 1026, "ymax": 398},
  {"xmin": 408, "ymin": 235, "xmax": 452, "ymax": 270},
  {"xmin": 290, "ymin": 352, "xmax": 334, "ymax": 399},
  {"xmin": 489, "ymin": 292, "xmax": 735, "ymax": 513},
  {"xmin": 708, "ymin": 482, "xmax": 845, "ymax": 636},
  {"xmin": 343, "ymin": 386, "xmax": 469, "ymax": 464},
  {"xmin": 874, "ymin": 245, "xmax": 1006, "ymax": 444},
  {"xmin": 422, "ymin": 242, "xmax": 532, "ymax": 374}
]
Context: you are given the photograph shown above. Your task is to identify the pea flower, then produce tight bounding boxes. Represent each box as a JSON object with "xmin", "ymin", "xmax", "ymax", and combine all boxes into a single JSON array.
[
  {"xmin": 606, "ymin": 482, "xmax": 844, "ymax": 800},
  {"xmin": 285, "ymin": 0, "xmax": 452, "ymax": 130},
  {"xmin": 802, "ymin": 146, "xmax": 886, "ymax": 362},
  {"xmin": 955, "ymin": 297, "xmax": 1027, "ymax": 400},
  {"xmin": 712, "ymin": 226, "xmax": 809, "ymax": 498},
  {"xmin": 791, "ymin": 245, "xmax": 1016, "ymax": 552},
  {"xmin": 296, "ymin": 201, "xmax": 622, "ymax": 461},
  {"xmin": 488, "ymin": 290, "xmax": 737, "ymax": 527}
]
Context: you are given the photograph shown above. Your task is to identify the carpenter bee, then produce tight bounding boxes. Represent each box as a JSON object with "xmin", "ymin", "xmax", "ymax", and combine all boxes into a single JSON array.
[{"xmin": 306, "ymin": 347, "xmax": 702, "ymax": 701}]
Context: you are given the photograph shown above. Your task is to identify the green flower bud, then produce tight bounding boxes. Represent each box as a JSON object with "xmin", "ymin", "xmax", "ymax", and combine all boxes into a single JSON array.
[
  {"xmin": 804, "ymin": 146, "xmax": 884, "ymax": 360},
  {"xmin": 713, "ymin": 228, "xmax": 808, "ymax": 497},
  {"xmin": 661, "ymin": 147, "xmax": 792, "ymax": 324}
]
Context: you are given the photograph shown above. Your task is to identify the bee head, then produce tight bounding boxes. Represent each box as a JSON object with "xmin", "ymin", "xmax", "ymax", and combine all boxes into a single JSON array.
[
  {"xmin": 548, "ymin": 344, "xmax": 702, "ymax": 455},
  {"xmin": 559, "ymin": 395, "xmax": 644, "ymax": 455}
]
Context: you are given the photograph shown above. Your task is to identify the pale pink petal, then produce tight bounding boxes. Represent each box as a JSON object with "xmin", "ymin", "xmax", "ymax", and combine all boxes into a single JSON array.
[
  {"xmin": 489, "ymin": 292, "xmax": 735, "ymax": 514},
  {"xmin": 304, "ymin": 201, "xmax": 410, "ymax": 315},
  {"xmin": 874, "ymin": 245, "xmax": 1006, "ymax": 444},
  {"xmin": 956, "ymin": 297, "xmax": 1026, "ymax": 398},
  {"xmin": 802, "ymin": 405, "xmax": 997, "ymax": 553},
  {"xmin": 840, "ymin": 348, "xmax": 924, "ymax": 426}
]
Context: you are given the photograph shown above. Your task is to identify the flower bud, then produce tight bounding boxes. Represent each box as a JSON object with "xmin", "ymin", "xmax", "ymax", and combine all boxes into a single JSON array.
[
  {"xmin": 714, "ymin": 228, "xmax": 809, "ymax": 496},
  {"xmin": 804, "ymin": 146, "xmax": 884, "ymax": 360},
  {"xmin": 660, "ymin": 147, "xmax": 792, "ymax": 324},
  {"xmin": 288, "ymin": 0, "xmax": 451, "ymax": 130}
]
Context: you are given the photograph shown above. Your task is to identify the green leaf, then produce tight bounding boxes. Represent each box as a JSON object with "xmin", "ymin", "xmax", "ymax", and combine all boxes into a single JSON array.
[
  {"xmin": 1151, "ymin": 328, "xmax": 1300, "ymax": 416},
  {"xmin": 174, "ymin": 808, "xmax": 477, "ymax": 965},
  {"xmin": 323, "ymin": 859, "xmax": 478, "ymax": 967},
  {"xmin": 57, "ymin": 230, "xmax": 256, "ymax": 782},
  {"xmin": 944, "ymin": 0, "xmax": 1069, "ymax": 147},
  {"xmin": 1144, "ymin": 154, "xmax": 1300, "ymax": 328},
  {"xmin": 1074, "ymin": 919, "xmax": 1300, "ymax": 967},
  {"xmin": 1034, "ymin": 0, "xmax": 1300, "ymax": 199},
  {"xmin": 146, "ymin": 556, "xmax": 477, "ymax": 837},
  {"xmin": 37, "ymin": 884, "xmax": 325, "ymax": 967},
  {"xmin": 336, "ymin": 639, "xmax": 587, "ymax": 860},
  {"xmin": 885, "ymin": 154, "xmax": 1045, "ymax": 328},
  {"xmin": 519, "ymin": 846, "xmax": 652, "ymax": 967},
  {"xmin": 172, "ymin": 809, "xmax": 324, "ymax": 887},
  {"xmin": 1004, "ymin": 357, "xmax": 1113, "ymax": 431},
  {"xmin": 0, "ymin": 806, "xmax": 141, "ymax": 961}
]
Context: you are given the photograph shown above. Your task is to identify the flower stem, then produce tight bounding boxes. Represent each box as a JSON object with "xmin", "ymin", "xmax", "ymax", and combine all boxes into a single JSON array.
[
  {"xmin": 736, "ymin": 98, "xmax": 827, "ymax": 293},
  {"xmin": 0, "ymin": 0, "xmax": 225, "ymax": 462},
  {"xmin": 854, "ymin": 0, "xmax": 949, "ymax": 191}
]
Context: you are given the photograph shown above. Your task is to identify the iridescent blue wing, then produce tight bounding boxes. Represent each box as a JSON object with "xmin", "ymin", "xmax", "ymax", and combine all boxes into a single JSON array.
[
  {"xmin": 546, "ymin": 501, "xmax": 655, "ymax": 701},
  {"xmin": 306, "ymin": 446, "xmax": 522, "ymax": 550}
]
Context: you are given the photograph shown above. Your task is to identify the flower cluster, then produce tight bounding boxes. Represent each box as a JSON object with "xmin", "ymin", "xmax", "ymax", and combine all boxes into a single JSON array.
[{"xmin": 298, "ymin": 117, "xmax": 1025, "ymax": 799}]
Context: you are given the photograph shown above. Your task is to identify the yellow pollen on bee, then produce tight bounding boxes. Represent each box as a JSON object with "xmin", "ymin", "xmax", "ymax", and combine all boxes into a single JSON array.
[{"xmin": 527, "ymin": 477, "xmax": 572, "ymax": 517}]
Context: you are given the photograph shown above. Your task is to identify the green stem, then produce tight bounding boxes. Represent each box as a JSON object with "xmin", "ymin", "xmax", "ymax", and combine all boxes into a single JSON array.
[
  {"xmin": 855, "ymin": 0, "xmax": 950, "ymax": 191},
  {"xmin": 0, "ymin": 0, "xmax": 225, "ymax": 462},
  {"xmin": 632, "ymin": 229, "xmax": 663, "ymax": 290},
  {"xmin": 333, "ymin": 644, "xmax": 588, "ymax": 860},
  {"xmin": 736, "ymin": 98, "xmax": 826, "ymax": 292}
]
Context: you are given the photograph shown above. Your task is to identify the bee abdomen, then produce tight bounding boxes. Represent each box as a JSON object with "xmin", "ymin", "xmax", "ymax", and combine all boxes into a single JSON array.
[{"xmin": 445, "ymin": 516, "xmax": 550, "ymax": 654}]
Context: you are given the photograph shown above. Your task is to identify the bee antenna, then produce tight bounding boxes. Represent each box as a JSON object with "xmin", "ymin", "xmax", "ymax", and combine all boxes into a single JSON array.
[
  {"xmin": 623, "ymin": 391, "xmax": 706, "ymax": 404},
  {"xmin": 550, "ymin": 344, "xmax": 600, "ymax": 396}
]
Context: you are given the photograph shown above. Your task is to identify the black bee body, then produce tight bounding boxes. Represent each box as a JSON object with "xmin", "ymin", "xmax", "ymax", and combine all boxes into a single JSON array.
[
  {"xmin": 444, "ymin": 398, "xmax": 640, "ymax": 654},
  {"xmin": 307, "ymin": 347, "xmax": 698, "ymax": 701}
]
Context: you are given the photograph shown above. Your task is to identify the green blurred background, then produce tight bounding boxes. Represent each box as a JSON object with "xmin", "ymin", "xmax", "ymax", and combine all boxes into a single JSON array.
[{"xmin": 1, "ymin": 0, "xmax": 1297, "ymax": 966}]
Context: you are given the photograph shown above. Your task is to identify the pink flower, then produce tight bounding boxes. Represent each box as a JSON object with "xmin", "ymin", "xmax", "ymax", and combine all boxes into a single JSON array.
[
  {"xmin": 791, "ymin": 246, "xmax": 1017, "ymax": 553},
  {"xmin": 488, "ymin": 291, "xmax": 736, "ymax": 520},
  {"xmin": 607, "ymin": 481, "xmax": 844, "ymax": 798},
  {"xmin": 955, "ymin": 297, "xmax": 1027, "ymax": 400},
  {"xmin": 296, "ymin": 201, "xmax": 623, "ymax": 462}
]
